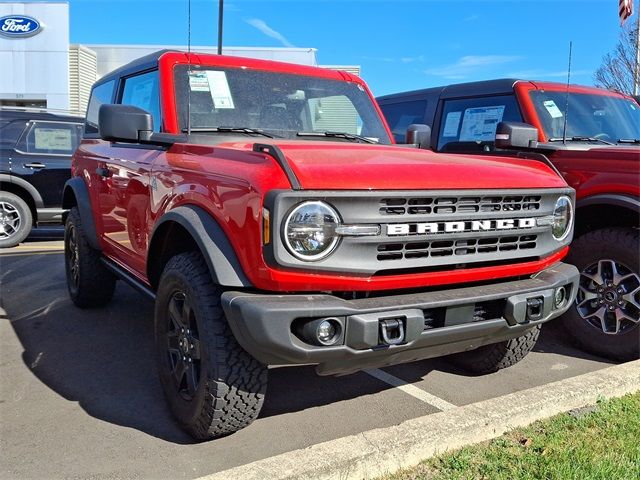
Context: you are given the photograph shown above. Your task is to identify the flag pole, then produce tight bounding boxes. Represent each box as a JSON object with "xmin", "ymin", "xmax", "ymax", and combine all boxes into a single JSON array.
[
  {"xmin": 634, "ymin": 0, "xmax": 640, "ymax": 95},
  {"xmin": 217, "ymin": 0, "xmax": 224, "ymax": 55}
]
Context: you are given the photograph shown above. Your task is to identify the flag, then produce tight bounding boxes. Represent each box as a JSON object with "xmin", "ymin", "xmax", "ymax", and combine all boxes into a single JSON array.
[{"xmin": 619, "ymin": 0, "xmax": 633, "ymax": 25}]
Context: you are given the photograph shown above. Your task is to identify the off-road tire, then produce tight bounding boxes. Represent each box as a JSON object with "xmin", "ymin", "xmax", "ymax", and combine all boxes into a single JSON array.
[
  {"xmin": 154, "ymin": 252, "xmax": 267, "ymax": 440},
  {"xmin": 561, "ymin": 228, "xmax": 639, "ymax": 362},
  {"xmin": 64, "ymin": 207, "xmax": 116, "ymax": 308},
  {"xmin": 450, "ymin": 325, "xmax": 541, "ymax": 374},
  {"xmin": 0, "ymin": 191, "xmax": 32, "ymax": 248}
]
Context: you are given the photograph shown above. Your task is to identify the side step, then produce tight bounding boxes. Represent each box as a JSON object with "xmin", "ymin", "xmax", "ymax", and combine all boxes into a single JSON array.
[{"xmin": 100, "ymin": 258, "xmax": 156, "ymax": 301}]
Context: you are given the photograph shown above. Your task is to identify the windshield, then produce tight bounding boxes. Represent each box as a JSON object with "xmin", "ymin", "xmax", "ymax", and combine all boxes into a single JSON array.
[
  {"xmin": 529, "ymin": 90, "xmax": 640, "ymax": 143},
  {"xmin": 174, "ymin": 65, "xmax": 391, "ymax": 144}
]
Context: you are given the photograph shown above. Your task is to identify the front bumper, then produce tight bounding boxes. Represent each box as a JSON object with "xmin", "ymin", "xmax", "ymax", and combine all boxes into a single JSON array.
[{"xmin": 221, "ymin": 262, "xmax": 579, "ymax": 375}]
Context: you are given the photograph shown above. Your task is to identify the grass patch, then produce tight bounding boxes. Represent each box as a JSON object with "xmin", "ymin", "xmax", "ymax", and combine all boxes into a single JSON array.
[{"xmin": 387, "ymin": 392, "xmax": 640, "ymax": 480}]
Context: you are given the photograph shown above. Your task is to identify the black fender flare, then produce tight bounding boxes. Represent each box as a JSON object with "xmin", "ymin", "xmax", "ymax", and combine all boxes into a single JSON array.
[
  {"xmin": 149, "ymin": 205, "xmax": 252, "ymax": 288},
  {"xmin": 62, "ymin": 177, "xmax": 101, "ymax": 251},
  {"xmin": 576, "ymin": 194, "xmax": 640, "ymax": 213},
  {"xmin": 0, "ymin": 173, "xmax": 44, "ymax": 208}
]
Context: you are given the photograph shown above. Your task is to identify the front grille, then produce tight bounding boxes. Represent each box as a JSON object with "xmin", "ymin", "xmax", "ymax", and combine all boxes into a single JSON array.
[
  {"xmin": 270, "ymin": 188, "xmax": 572, "ymax": 276},
  {"xmin": 377, "ymin": 235, "xmax": 538, "ymax": 261},
  {"xmin": 380, "ymin": 195, "xmax": 542, "ymax": 216}
]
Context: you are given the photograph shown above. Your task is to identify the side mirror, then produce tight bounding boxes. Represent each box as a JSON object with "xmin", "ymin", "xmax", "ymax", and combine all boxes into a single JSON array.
[
  {"xmin": 99, "ymin": 104, "xmax": 154, "ymax": 143},
  {"xmin": 406, "ymin": 124, "xmax": 431, "ymax": 150},
  {"xmin": 495, "ymin": 121, "xmax": 538, "ymax": 149}
]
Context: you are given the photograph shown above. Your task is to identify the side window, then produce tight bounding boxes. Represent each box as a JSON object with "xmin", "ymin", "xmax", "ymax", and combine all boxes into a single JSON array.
[
  {"xmin": 17, "ymin": 122, "xmax": 83, "ymax": 155},
  {"xmin": 436, "ymin": 95, "xmax": 523, "ymax": 152},
  {"xmin": 0, "ymin": 121, "xmax": 28, "ymax": 148},
  {"xmin": 85, "ymin": 80, "xmax": 116, "ymax": 135},
  {"xmin": 121, "ymin": 70, "xmax": 161, "ymax": 132},
  {"xmin": 379, "ymin": 100, "xmax": 427, "ymax": 143}
]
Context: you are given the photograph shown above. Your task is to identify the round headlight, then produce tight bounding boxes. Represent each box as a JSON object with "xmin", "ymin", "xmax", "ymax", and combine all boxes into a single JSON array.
[
  {"xmin": 552, "ymin": 196, "xmax": 573, "ymax": 241},
  {"xmin": 284, "ymin": 201, "xmax": 340, "ymax": 261}
]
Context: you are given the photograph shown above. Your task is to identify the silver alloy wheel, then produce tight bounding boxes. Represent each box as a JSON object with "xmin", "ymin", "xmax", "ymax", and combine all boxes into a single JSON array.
[
  {"xmin": 0, "ymin": 201, "xmax": 21, "ymax": 240},
  {"xmin": 576, "ymin": 259, "xmax": 640, "ymax": 335}
]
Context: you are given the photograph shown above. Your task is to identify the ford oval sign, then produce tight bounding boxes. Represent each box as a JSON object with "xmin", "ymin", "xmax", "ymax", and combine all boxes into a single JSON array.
[{"xmin": 0, "ymin": 15, "xmax": 42, "ymax": 38}]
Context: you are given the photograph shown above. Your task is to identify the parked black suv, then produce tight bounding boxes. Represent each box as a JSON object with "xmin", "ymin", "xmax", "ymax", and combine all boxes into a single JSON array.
[{"xmin": 0, "ymin": 107, "xmax": 83, "ymax": 248}]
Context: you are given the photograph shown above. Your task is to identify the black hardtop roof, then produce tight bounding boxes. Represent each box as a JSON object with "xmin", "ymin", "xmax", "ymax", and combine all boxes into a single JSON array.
[
  {"xmin": 377, "ymin": 78, "xmax": 525, "ymax": 102},
  {"xmin": 0, "ymin": 107, "xmax": 84, "ymax": 122},
  {"xmin": 95, "ymin": 49, "xmax": 178, "ymax": 87}
]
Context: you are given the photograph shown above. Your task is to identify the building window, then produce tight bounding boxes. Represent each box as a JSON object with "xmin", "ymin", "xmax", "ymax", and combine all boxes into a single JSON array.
[{"xmin": 0, "ymin": 100, "xmax": 47, "ymax": 108}]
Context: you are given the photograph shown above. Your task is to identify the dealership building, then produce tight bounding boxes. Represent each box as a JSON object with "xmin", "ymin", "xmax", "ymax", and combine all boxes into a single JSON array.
[{"xmin": 1, "ymin": 1, "xmax": 357, "ymax": 113}]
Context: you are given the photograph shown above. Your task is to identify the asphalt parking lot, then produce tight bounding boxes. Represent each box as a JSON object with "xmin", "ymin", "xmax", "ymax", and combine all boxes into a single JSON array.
[{"xmin": 0, "ymin": 231, "xmax": 616, "ymax": 479}]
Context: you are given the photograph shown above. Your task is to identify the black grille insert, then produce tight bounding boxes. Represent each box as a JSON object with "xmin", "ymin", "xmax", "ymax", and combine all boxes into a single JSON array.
[
  {"xmin": 377, "ymin": 235, "xmax": 538, "ymax": 261},
  {"xmin": 380, "ymin": 195, "xmax": 542, "ymax": 216}
]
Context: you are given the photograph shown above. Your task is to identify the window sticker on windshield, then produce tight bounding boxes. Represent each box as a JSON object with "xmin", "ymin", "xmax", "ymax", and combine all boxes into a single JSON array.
[
  {"xmin": 188, "ymin": 72, "xmax": 210, "ymax": 92},
  {"xmin": 543, "ymin": 100, "xmax": 564, "ymax": 119},
  {"xmin": 443, "ymin": 111, "xmax": 461, "ymax": 137},
  {"xmin": 206, "ymin": 71, "xmax": 235, "ymax": 109},
  {"xmin": 459, "ymin": 105, "xmax": 505, "ymax": 142},
  {"xmin": 34, "ymin": 128, "xmax": 72, "ymax": 151}
]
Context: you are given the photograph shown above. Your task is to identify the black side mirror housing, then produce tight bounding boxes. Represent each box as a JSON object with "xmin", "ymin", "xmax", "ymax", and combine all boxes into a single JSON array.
[
  {"xmin": 99, "ymin": 104, "xmax": 154, "ymax": 143},
  {"xmin": 406, "ymin": 124, "xmax": 431, "ymax": 150},
  {"xmin": 495, "ymin": 121, "xmax": 539, "ymax": 149},
  {"xmin": 98, "ymin": 104, "xmax": 185, "ymax": 147}
]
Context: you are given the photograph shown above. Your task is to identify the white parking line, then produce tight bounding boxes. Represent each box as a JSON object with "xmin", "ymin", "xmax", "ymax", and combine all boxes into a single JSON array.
[{"xmin": 364, "ymin": 368, "xmax": 456, "ymax": 411}]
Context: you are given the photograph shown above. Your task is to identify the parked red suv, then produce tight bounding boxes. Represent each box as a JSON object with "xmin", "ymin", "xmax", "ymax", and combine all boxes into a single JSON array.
[
  {"xmin": 64, "ymin": 53, "xmax": 578, "ymax": 439},
  {"xmin": 378, "ymin": 79, "xmax": 639, "ymax": 361}
]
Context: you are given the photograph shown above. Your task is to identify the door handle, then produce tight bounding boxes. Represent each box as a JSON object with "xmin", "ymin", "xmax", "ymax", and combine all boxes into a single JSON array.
[
  {"xmin": 24, "ymin": 163, "xmax": 46, "ymax": 169},
  {"xmin": 95, "ymin": 167, "xmax": 111, "ymax": 178}
]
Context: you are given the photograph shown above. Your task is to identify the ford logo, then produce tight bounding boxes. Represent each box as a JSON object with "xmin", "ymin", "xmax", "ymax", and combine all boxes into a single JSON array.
[{"xmin": 0, "ymin": 15, "xmax": 42, "ymax": 38}]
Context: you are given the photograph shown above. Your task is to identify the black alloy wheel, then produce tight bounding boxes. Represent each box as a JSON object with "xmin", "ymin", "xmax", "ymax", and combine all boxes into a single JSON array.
[
  {"xmin": 66, "ymin": 221, "xmax": 81, "ymax": 291},
  {"xmin": 164, "ymin": 291, "xmax": 202, "ymax": 400}
]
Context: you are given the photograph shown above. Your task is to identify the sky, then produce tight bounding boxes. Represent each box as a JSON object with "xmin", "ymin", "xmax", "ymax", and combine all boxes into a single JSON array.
[{"xmin": 50, "ymin": 0, "xmax": 635, "ymax": 96}]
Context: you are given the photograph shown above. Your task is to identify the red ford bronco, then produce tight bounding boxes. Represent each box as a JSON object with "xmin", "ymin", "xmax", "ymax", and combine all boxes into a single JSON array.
[
  {"xmin": 378, "ymin": 80, "xmax": 640, "ymax": 361},
  {"xmin": 64, "ymin": 52, "xmax": 578, "ymax": 440}
]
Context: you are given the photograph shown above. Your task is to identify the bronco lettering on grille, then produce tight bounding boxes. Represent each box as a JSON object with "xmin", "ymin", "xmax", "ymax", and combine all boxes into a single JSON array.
[{"xmin": 386, "ymin": 218, "xmax": 536, "ymax": 236}]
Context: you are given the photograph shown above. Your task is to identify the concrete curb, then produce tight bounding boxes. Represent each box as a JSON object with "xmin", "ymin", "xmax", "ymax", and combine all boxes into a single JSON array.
[{"xmin": 198, "ymin": 359, "xmax": 640, "ymax": 480}]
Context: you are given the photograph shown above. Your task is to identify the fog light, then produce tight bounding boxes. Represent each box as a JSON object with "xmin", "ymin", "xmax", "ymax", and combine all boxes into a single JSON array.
[
  {"xmin": 317, "ymin": 320, "xmax": 337, "ymax": 344},
  {"xmin": 554, "ymin": 286, "xmax": 567, "ymax": 309},
  {"xmin": 296, "ymin": 317, "xmax": 343, "ymax": 346}
]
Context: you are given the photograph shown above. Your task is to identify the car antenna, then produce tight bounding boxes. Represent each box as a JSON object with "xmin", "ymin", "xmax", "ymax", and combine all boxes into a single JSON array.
[
  {"xmin": 561, "ymin": 41, "xmax": 572, "ymax": 145},
  {"xmin": 186, "ymin": 0, "xmax": 192, "ymax": 136}
]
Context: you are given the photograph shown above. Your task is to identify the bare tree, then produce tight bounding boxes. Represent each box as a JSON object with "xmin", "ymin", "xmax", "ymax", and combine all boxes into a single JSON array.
[{"xmin": 594, "ymin": 22, "xmax": 638, "ymax": 95}]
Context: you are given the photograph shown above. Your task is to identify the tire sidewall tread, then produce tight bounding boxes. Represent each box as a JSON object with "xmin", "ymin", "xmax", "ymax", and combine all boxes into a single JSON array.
[
  {"xmin": 450, "ymin": 325, "xmax": 541, "ymax": 374},
  {"xmin": 154, "ymin": 252, "xmax": 267, "ymax": 440},
  {"xmin": 64, "ymin": 207, "xmax": 116, "ymax": 308}
]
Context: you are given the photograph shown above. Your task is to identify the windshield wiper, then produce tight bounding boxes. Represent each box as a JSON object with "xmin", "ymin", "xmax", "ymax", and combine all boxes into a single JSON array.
[
  {"xmin": 296, "ymin": 131, "xmax": 378, "ymax": 144},
  {"xmin": 617, "ymin": 138, "xmax": 640, "ymax": 144},
  {"xmin": 548, "ymin": 136, "xmax": 615, "ymax": 146},
  {"xmin": 182, "ymin": 126, "xmax": 275, "ymax": 138}
]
